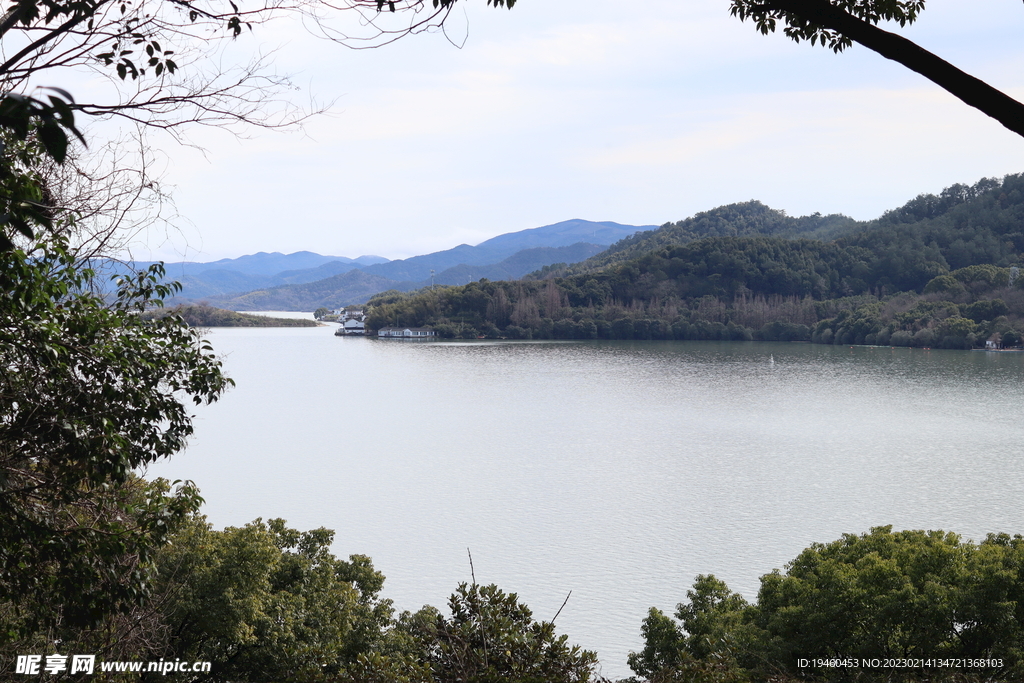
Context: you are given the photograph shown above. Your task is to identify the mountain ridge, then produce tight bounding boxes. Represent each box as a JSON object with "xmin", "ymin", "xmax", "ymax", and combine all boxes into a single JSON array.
[
  {"xmin": 202, "ymin": 242, "xmax": 610, "ymax": 310},
  {"xmin": 168, "ymin": 219, "xmax": 652, "ymax": 304}
]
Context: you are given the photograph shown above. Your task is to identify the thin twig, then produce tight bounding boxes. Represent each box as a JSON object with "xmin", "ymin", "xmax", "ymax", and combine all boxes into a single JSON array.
[
  {"xmin": 552, "ymin": 590, "xmax": 572, "ymax": 624},
  {"xmin": 466, "ymin": 547, "xmax": 487, "ymax": 669}
]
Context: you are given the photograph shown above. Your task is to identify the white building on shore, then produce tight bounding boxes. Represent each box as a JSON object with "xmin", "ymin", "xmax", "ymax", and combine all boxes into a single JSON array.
[{"xmin": 377, "ymin": 326, "xmax": 436, "ymax": 339}]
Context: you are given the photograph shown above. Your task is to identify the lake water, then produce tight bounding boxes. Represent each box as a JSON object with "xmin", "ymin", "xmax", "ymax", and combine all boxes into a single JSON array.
[{"xmin": 147, "ymin": 324, "xmax": 1024, "ymax": 680}]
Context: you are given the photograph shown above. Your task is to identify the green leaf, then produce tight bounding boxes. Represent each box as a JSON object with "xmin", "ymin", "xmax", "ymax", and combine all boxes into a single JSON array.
[{"xmin": 37, "ymin": 121, "xmax": 69, "ymax": 163}]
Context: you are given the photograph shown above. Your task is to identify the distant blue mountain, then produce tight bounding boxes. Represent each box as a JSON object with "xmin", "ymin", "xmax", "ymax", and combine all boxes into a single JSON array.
[
  {"xmin": 424, "ymin": 242, "xmax": 607, "ymax": 287},
  {"xmin": 204, "ymin": 242, "xmax": 612, "ymax": 310},
  {"xmin": 129, "ymin": 252, "xmax": 389, "ymax": 299},
  {"xmin": 157, "ymin": 251, "xmax": 388, "ymax": 278},
  {"xmin": 476, "ymin": 219, "xmax": 651, "ymax": 251},
  {"xmin": 164, "ymin": 219, "xmax": 653, "ymax": 303},
  {"xmin": 359, "ymin": 219, "xmax": 651, "ymax": 283}
]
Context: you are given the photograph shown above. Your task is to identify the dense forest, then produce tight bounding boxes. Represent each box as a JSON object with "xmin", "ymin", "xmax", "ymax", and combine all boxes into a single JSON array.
[
  {"xmin": 366, "ymin": 175, "xmax": 1024, "ymax": 350},
  {"xmin": 571, "ymin": 200, "xmax": 859, "ymax": 273},
  {"xmin": 628, "ymin": 527, "xmax": 1024, "ymax": 682}
]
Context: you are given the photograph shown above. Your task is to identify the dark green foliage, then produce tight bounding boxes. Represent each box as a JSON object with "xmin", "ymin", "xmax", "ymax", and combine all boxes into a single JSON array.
[
  {"xmin": 0, "ymin": 237, "xmax": 231, "ymax": 628},
  {"xmin": 0, "ymin": 477, "xmax": 207, "ymax": 677},
  {"xmin": 0, "ymin": 133, "xmax": 71, "ymax": 251},
  {"xmin": 6, "ymin": 505, "xmax": 597, "ymax": 682},
  {"xmin": 580, "ymin": 201, "xmax": 858, "ymax": 273},
  {"xmin": 400, "ymin": 583, "xmax": 597, "ymax": 683},
  {"xmin": 504, "ymin": 324, "xmax": 532, "ymax": 339},
  {"xmin": 632, "ymin": 527, "xmax": 1024, "ymax": 682},
  {"xmin": 369, "ymin": 289, "xmax": 413, "ymax": 306},
  {"xmin": 629, "ymin": 608, "xmax": 686, "ymax": 678},
  {"xmin": 961, "ymin": 299, "xmax": 1007, "ymax": 323},
  {"xmin": 751, "ymin": 527, "xmax": 1024, "ymax": 677},
  {"xmin": 0, "ymin": 90, "xmax": 84, "ymax": 166},
  {"xmin": 756, "ymin": 321, "xmax": 810, "ymax": 342},
  {"xmin": 950, "ymin": 264, "xmax": 1013, "ymax": 291},
  {"xmin": 881, "ymin": 179, "xmax": 1002, "ymax": 225},
  {"xmin": 154, "ymin": 518, "xmax": 395, "ymax": 682},
  {"xmin": 628, "ymin": 576, "xmax": 749, "ymax": 681},
  {"xmin": 923, "ymin": 274, "xmax": 967, "ymax": 297}
]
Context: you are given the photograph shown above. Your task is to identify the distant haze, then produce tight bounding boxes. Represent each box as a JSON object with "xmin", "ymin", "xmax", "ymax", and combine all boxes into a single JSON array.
[{"xmin": 152, "ymin": 218, "xmax": 652, "ymax": 306}]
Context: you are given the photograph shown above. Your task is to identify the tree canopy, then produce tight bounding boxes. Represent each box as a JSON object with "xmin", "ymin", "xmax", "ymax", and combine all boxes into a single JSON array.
[
  {"xmin": 396, "ymin": 582, "xmax": 597, "ymax": 683},
  {"xmin": 631, "ymin": 526, "xmax": 1024, "ymax": 682},
  {"xmin": 0, "ymin": 238, "xmax": 231, "ymax": 627},
  {"xmin": 152, "ymin": 517, "xmax": 395, "ymax": 682}
]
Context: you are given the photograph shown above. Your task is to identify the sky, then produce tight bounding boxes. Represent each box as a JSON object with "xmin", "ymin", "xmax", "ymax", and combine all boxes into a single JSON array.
[{"xmin": 101, "ymin": 0, "xmax": 1024, "ymax": 262}]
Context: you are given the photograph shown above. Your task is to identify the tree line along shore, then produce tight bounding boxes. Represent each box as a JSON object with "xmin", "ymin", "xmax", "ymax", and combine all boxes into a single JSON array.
[{"xmin": 364, "ymin": 176, "xmax": 1024, "ymax": 351}]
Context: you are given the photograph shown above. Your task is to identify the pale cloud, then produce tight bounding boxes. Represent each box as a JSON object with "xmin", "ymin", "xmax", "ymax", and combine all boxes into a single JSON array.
[
  {"xmin": 580, "ymin": 87, "xmax": 978, "ymax": 170},
  {"xmin": 582, "ymin": 113, "xmax": 784, "ymax": 170}
]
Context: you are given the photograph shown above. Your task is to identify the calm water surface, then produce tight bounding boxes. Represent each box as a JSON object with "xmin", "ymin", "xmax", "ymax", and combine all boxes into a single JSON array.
[{"xmin": 147, "ymin": 325, "xmax": 1024, "ymax": 679}]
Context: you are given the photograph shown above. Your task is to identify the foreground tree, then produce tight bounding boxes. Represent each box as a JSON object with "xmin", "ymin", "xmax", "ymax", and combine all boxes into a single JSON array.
[
  {"xmin": 0, "ymin": 477, "xmax": 210, "ymax": 678},
  {"xmin": 152, "ymin": 517, "xmax": 394, "ymax": 682},
  {"xmin": 627, "ymin": 575, "xmax": 749, "ymax": 681},
  {"xmin": 631, "ymin": 527, "xmax": 1024, "ymax": 682},
  {"xmin": 751, "ymin": 527, "xmax": 1024, "ymax": 675},
  {"xmin": 398, "ymin": 582, "xmax": 598, "ymax": 683},
  {"xmin": 0, "ymin": 234, "xmax": 231, "ymax": 628},
  {"xmin": 729, "ymin": 0, "xmax": 1024, "ymax": 139}
]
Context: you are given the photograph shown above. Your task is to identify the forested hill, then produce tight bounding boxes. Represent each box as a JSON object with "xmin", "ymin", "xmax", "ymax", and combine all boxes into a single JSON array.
[
  {"xmin": 840, "ymin": 176, "xmax": 1024, "ymax": 273},
  {"xmin": 565, "ymin": 176, "xmax": 1024, "ymax": 279},
  {"xmin": 366, "ymin": 174, "xmax": 1024, "ymax": 349},
  {"xmin": 577, "ymin": 173, "xmax": 1024, "ymax": 304},
  {"xmin": 571, "ymin": 200, "xmax": 859, "ymax": 273}
]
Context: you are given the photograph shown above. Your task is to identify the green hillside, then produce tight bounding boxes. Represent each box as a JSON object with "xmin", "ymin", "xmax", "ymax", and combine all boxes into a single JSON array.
[
  {"xmin": 366, "ymin": 174, "xmax": 1024, "ymax": 349},
  {"xmin": 569, "ymin": 200, "xmax": 859, "ymax": 274}
]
